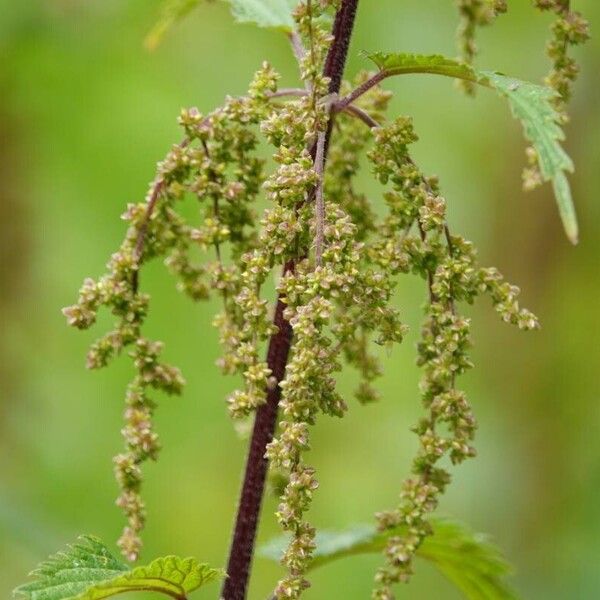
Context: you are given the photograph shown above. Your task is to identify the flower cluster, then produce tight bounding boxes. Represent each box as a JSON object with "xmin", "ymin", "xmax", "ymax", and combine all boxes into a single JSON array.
[
  {"xmin": 254, "ymin": 3, "xmax": 338, "ymax": 596},
  {"xmin": 63, "ymin": 63, "xmax": 280, "ymax": 560},
  {"xmin": 267, "ymin": 198, "xmax": 407, "ymax": 597},
  {"xmin": 535, "ymin": 0, "xmax": 590, "ymax": 119},
  {"xmin": 455, "ymin": 0, "xmax": 507, "ymax": 93},
  {"xmin": 367, "ymin": 117, "xmax": 538, "ymax": 599},
  {"xmin": 63, "ymin": 165, "xmax": 187, "ymax": 559},
  {"xmin": 326, "ymin": 74, "xmax": 393, "ymax": 403},
  {"xmin": 524, "ymin": 1, "xmax": 589, "ymax": 190},
  {"xmin": 63, "ymin": 2, "xmax": 566, "ymax": 596}
]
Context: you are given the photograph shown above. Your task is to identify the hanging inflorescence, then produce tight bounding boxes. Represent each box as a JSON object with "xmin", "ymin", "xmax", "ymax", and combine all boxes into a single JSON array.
[
  {"xmin": 367, "ymin": 117, "xmax": 538, "ymax": 600},
  {"xmin": 524, "ymin": 0, "xmax": 590, "ymax": 190},
  {"xmin": 63, "ymin": 0, "xmax": 587, "ymax": 597},
  {"xmin": 534, "ymin": 0, "xmax": 590, "ymax": 119},
  {"xmin": 63, "ymin": 63, "xmax": 280, "ymax": 560},
  {"xmin": 455, "ymin": 0, "xmax": 507, "ymax": 93}
]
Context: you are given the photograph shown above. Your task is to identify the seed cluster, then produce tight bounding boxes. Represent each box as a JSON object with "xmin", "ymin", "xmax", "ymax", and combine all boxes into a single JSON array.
[{"xmin": 63, "ymin": 181, "xmax": 187, "ymax": 560}]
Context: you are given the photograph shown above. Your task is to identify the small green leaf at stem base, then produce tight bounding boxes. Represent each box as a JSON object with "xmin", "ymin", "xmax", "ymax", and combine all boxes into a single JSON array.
[
  {"xmin": 226, "ymin": 0, "xmax": 298, "ymax": 31},
  {"xmin": 14, "ymin": 535, "xmax": 224, "ymax": 600}
]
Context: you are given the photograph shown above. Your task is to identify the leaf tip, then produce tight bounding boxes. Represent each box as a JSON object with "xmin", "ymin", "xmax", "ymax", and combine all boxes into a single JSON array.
[{"xmin": 551, "ymin": 172, "xmax": 579, "ymax": 245}]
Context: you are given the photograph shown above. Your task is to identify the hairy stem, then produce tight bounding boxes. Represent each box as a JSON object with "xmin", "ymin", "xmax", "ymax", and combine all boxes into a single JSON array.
[
  {"xmin": 314, "ymin": 130, "xmax": 326, "ymax": 265},
  {"xmin": 288, "ymin": 31, "xmax": 306, "ymax": 65},
  {"xmin": 221, "ymin": 2, "xmax": 360, "ymax": 598}
]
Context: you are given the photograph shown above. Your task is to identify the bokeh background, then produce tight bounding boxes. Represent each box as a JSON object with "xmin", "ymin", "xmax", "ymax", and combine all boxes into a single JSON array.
[{"xmin": 1, "ymin": 1, "xmax": 599, "ymax": 598}]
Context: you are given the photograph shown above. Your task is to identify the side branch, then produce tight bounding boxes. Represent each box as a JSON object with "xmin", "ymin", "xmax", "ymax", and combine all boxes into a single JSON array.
[
  {"xmin": 335, "ymin": 70, "xmax": 386, "ymax": 111},
  {"xmin": 335, "ymin": 63, "xmax": 491, "ymax": 112},
  {"xmin": 132, "ymin": 138, "xmax": 189, "ymax": 293}
]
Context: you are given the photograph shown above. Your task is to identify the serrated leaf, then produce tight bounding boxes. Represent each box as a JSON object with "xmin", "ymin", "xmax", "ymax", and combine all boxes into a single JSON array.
[
  {"xmin": 418, "ymin": 520, "xmax": 518, "ymax": 600},
  {"xmin": 483, "ymin": 71, "xmax": 577, "ymax": 243},
  {"xmin": 146, "ymin": 0, "xmax": 299, "ymax": 48},
  {"xmin": 259, "ymin": 518, "xmax": 518, "ymax": 600},
  {"xmin": 365, "ymin": 52, "xmax": 578, "ymax": 243},
  {"xmin": 14, "ymin": 535, "xmax": 224, "ymax": 600},
  {"xmin": 226, "ymin": 0, "xmax": 298, "ymax": 30},
  {"xmin": 145, "ymin": 0, "xmax": 204, "ymax": 50}
]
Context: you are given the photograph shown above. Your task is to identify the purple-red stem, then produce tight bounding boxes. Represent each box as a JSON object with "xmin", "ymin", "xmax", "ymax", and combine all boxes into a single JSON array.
[
  {"xmin": 221, "ymin": 2, "xmax": 360, "ymax": 598},
  {"xmin": 335, "ymin": 69, "xmax": 386, "ymax": 111}
]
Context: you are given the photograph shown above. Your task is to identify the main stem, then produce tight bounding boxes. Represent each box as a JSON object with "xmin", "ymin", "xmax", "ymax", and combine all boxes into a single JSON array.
[{"xmin": 221, "ymin": 2, "xmax": 360, "ymax": 598}]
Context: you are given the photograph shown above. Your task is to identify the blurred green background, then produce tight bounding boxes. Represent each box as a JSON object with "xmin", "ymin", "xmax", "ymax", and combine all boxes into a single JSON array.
[{"xmin": 1, "ymin": 1, "xmax": 599, "ymax": 598}]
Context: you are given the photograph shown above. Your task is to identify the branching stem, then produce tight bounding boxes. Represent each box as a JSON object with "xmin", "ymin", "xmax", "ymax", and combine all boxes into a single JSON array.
[
  {"xmin": 132, "ymin": 138, "xmax": 189, "ymax": 293},
  {"xmin": 335, "ymin": 70, "xmax": 386, "ymax": 111},
  {"xmin": 268, "ymin": 88, "xmax": 308, "ymax": 99},
  {"xmin": 335, "ymin": 62, "xmax": 495, "ymax": 113},
  {"xmin": 221, "ymin": 2, "xmax": 360, "ymax": 598},
  {"xmin": 288, "ymin": 31, "xmax": 306, "ymax": 66},
  {"xmin": 342, "ymin": 103, "xmax": 380, "ymax": 128}
]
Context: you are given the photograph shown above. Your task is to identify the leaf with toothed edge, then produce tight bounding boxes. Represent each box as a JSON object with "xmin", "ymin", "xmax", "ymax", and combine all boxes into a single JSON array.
[
  {"xmin": 145, "ymin": 0, "xmax": 298, "ymax": 50},
  {"xmin": 365, "ymin": 52, "xmax": 578, "ymax": 244},
  {"xmin": 259, "ymin": 518, "xmax": 519, "ymax": 600},
  {"xmin": 226, "ymin": 0, "xmax": 298, "ymax": 30},
  {"xmin": 484, "ymin": 71, "xmax": 577, "ymax": 243},
  {"xmin": 13, "ymin": 535, "xmax": 224, "ymax": 600}
]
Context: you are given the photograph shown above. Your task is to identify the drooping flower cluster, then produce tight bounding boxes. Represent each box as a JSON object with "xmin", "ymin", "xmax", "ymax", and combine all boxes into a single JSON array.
[
  {"xmin": 326, "ymin": 76, "xmax": 394, "ymax": 404},
  {"xmin": 267, "ymin": 200, "xmax": 407, "ymax": 596},
  {"xmin": 366, "ymin": 117, "xmax": 538, "ymax": 599},
  {"xmin": 63, "ymin": 63, "xmax": 280, "ymax": 560},
  {"xmin": 534, "ymin": 0, "xmax": 590, "ymax": 119},
  {"xmin": 63, "ymin": 158, "xmax": 188, "ymax": 560},
  {"xmin": 255, "ymin": 2, "xmax": 340, "ymax": 596},
  {"xmin": 455, "ymin": 0, "xmax": 507, "ymax": 93},
  {"xmin": 524, "ymin": 1, "xmax": 589, "ymax": 190}
]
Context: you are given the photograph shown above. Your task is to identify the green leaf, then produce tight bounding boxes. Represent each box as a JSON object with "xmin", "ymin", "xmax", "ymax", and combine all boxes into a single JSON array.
[
  {"xmin": 259, "ymin": 518, "xmax": 518, "ymax": 600},
  {"xmin": 225, "ymin": 0, "xmax": 298, "ymax": 31},
  {"xmin": 14, "ymin": 535, "xmax": 224, "ymax": 600},
  {"xmin": 367, "ymin": 52, "xmax": 479, "ymax": 82},
  {"xmin": 483, "ymin": 71, "xmax": 577, "ymax": 243},
  {"xmin": 145, "ymin": 0, "xmax": 204, "ymax": 51},
  {"xmin": 365, "ymin": 52, "xmax": 578, "ymax": 244},
  {"xmin": 146, "ymin": 0, "xmax": 299, "ymax": 49},
  {"xmin": 419, "ymin": 520, "xmax": 518, "ymax": 600}
]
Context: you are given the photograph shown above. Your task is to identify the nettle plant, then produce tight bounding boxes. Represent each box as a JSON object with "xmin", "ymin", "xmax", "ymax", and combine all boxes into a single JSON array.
[{"xmin": 16, "ymin": 1, "xmax": 589, "ymax": 599}]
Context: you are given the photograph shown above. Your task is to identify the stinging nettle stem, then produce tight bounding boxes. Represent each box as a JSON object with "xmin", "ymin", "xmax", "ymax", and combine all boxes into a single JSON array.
[{"xmin": 221, "ymin": 1, "xmax": 360, "ymax": 598}]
